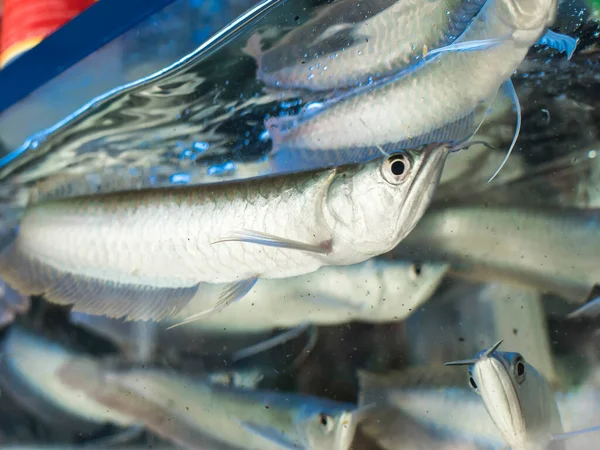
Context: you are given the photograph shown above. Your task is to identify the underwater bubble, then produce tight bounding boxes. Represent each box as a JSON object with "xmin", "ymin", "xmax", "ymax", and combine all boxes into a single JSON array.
[
  {"xmin": 208, "ymin": 161, "xmax": 236, "ymax": 176},
  {"xmin": 170, "ymin": 173, "xmax": 191, "ymax": 185}
]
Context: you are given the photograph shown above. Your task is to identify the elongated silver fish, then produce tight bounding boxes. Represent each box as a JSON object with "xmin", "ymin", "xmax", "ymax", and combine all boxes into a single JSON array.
[
  {"xmin": 0, "ymin": 326, "xmax": 136, "ymax": 432},
  {"xmin": 70, "ymin": 259, "xmax": 449, "ymax": 358},
  {"xmin": 265, "ymin": 0, "xmax": 576, "ymax": 165},
  {"xmin": 244, "ymin": 0, "xmax": 484, "ymax": 91},
  {"xmin": 393, "ymin": 205, "xmax": 600, "ymax": 303},
  {"xmin": 446, "ymin": 341, "xmax": 564, "ymax": 450},
  {"xmin": 58, "ymin": 358, "xmax": 358, "ymax": 450},
  {"xmin": 358, "ymin": 364, "xmax": 600, "ymax": 450},
  {"xmin": 0, "ymin": 144, "xmax": 450, "ymax": 321},
  {"xmin": 169, "ymin": 259, "xmax": 449, "ymax": 329}
]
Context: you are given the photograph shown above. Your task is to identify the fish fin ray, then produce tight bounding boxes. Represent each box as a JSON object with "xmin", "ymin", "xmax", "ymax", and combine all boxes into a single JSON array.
[
  {"xmin": 165, "ymin": 277, "xmax": 258, "ymax": 330},
  {"xmin": 0, "ymin": 244, "xmax": 197, "ymax": 321},
  {"xmin": 488, "ymin": 78, "xmax": 520, "ymax": 183},
  {"xmin": 566, "ymin": 284, "xmax": 600, "ymax": 319},
  {"xmin": 237, "ymin": 420, "xmax": 304, "ymax": 450},
  {"xmin": 537, "ymin": 30, "xmax": 578, "ymax": 59},
  {"xmin": 426, "ymin": 37, "xmax": 506, "ymax": 57},
  {"xmin": 551, "ymin": 425, "xmax": 600, "ymax": 441},
  {"xmin": 232, "ymin": 322, "xmax": 311, "ymax": 361},
  {"xmin": 213, "ymin": 230, "xmax": 332, "ymax": 254}
]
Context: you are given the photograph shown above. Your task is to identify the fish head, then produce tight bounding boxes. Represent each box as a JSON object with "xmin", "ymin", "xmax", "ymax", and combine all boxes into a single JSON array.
[
  {"xmin": 323, "ymin": 144, "xmax": 450, "ymax": 258},
  {"xmin": 469, "ymin": 349, "xmax": 556, "ymax": 448},
  {"xmin": 496, "ymin": 0, "xmax": 557, "ymax": 39},
  {"xmin": 295, "ymin": 403, "xmax": 357, "ymax": 450},
  {"xmin": 375, "ymin": 260, "xmax": 449, "ymax": 318}
]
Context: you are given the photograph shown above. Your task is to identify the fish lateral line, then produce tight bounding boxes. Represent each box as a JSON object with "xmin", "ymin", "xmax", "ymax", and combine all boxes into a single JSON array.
[{"xmin": 212, "ymin": 229, "xmax": 333, "ymax": 255}]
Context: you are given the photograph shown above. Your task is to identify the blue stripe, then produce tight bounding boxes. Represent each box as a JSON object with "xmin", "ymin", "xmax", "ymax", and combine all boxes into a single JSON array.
[{"xmin": 0, "ymin": 0, "xmax": 178, "ymax": 115}]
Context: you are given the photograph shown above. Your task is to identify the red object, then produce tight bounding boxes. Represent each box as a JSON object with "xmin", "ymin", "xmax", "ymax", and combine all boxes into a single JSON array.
[{"xmin": 0, "ymin": 0, "xmax": 96, "ymax": 67}]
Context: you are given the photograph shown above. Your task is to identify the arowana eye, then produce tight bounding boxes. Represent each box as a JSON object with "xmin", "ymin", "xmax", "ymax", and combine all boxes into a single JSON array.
[
  {"xmin": 318, "ymin": 413, "xmax": 334, "ymax": 433},
  {"xmin": 514, "ymin": 357, "xmax": 526, "ymax": 384},
  {"xmin": 381, "ymin": 153, "xmax": 412, "ymax": 184}
]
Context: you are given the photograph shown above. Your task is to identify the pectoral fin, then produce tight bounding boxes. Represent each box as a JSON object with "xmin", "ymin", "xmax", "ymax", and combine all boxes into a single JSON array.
[
  {"xmin": 232, "ymin": 322, "xmax": 311, "ymax": 361},
  {"xmin": 425, "ymin": 37, "xmax": 506, "ymax": 58},
  {"xmin": 551, "ymin": 425, "xmax": 600, "ymax": 441},
  {"xmin": 566, "ymin": 284, "xmax": 600, "ymax": 319},
  {"xmin": 488, "ymin": 78, "xmax": 521, "ymax": 183},
  {"xmin": 213, "ymin": 230, "xmax": 332, "ymax": 254},
  {"xmin": 537, "ymin": 30, "xmax": 578, "ymax": 59},
  {"xmin": 165, "ymin": 276, "xmax": 258, "ymax": 329}
]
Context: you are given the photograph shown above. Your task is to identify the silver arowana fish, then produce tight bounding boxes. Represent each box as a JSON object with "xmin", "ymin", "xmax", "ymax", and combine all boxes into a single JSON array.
[
  {"xmin": 244, "ymin": 0, "xmax": 483, "ymax": 91},
  {"xmin": 0, "ymin": 145, "xmax": 450, "ymax": 321},
  {"xmin": 393, "ymin": 205, "xmax": 600, "ymax": 303},
  {"xmin": 446, "ymin": 342, "xmax": 600, "ymax": 449},
  {"xmin": 69, "ymin": 259, "xmax": 449, "ymax": 358},
  {"xmin": 357, "ymin": 363, "xmax": 600, "ymax": 450},
  {"xmin": 266, "ymin": 0, "xmax": 576, "ymax": 159},
  {"xmin": 59, "ymin": 357, "xmax": 358, "ymax": 450}
]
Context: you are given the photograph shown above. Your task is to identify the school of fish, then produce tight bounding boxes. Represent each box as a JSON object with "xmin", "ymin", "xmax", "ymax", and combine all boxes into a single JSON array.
[{"xmin": 0, "ymin": 0, "xmax": 599, "ymax": 447}]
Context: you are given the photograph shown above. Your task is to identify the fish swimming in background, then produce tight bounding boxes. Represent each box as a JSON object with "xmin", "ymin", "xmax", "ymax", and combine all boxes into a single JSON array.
[
  {"xmin": 445, "ymin": 341, "xmax": 600, "ymax": 449},
  {"xmin": 0, "ymin": 326, "xmax": 137, "ymax": 433},
  {"xmin": 0, "ymin": 144, "xmax": 450, "ymax": 321},
  {"xmin": 70, "ymin": 260, "xmax": 449, "ymax": 347},
  {"xmin": 357, "ymin": 366, "xmax": 506, "ymax": 449},
  {"xmin": 265, "ymin": 0, "xmax": 578, "ymax": 175},
  {"xmin": 392, "ymin": 204, "xmax": 600, "ymax": 304},
  {"xmin": 244, "ymin": 0, "xmax": 485, "ymax": 91},
  {"xmin": 58, "ymin": 357, "xmax": 358, "ymax": 450},
  {"xmin": 357, "ymin": 363, "xmax": 600, "ymax": 450}
]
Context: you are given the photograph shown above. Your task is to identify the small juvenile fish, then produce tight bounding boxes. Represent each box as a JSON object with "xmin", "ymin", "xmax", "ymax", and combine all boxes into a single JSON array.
[
  {"xmin": 0, "ymin": 145, "xmax": 450, "ymax": 321},
  {"xmin": 446, "ymin": 341, "xmax": 600, "ymax": 449},
  {"xmin": 244, "ymin": 0, "xmax": 483, "ymax": 91},
  {"xmin": 58, "ymin": 357, "xmax": 358, "ymax": 450},
  {"xmin": 266, "ymin": 0, "xmax": 577, "ymax": 168}
]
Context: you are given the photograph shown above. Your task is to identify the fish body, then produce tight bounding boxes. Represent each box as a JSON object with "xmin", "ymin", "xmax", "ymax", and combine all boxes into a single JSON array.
[
  {"xmin": 59, "ymin": 360, "xmax": 357, "ymax": 450},
  {"xmin": 169, "ymin": 259, "xmax": 449, "ymax": 331},
  {"xmin": 267, "ymin": 0, "xmax": 558, "ymax": 158},
  {"xmin": 358, "ymin": 367, "xmax": 600, "ymax": 450},
  {"xmin": 393, "ymin": 205, "xmax": 600, "ymax": 302},
  {"xmin": 71, "ymin": 260, "xmax": 449, "ymax": 349},
  {"xmin": 245, "ymin": 0, "xmax": 482, "ymax": 91},
  {"xmin": 0, "ymin": 145, "xmax": 450, "ymax": 321},
  {"xmin": 447, "ymin": 343, "xmax": 564, "ymax": 450},
  {"xmin": 358, "ymin": 368, "xmax": 505, "ymax": 448},
  {"xmin": 0, "ymin": 326, "xmax": 134, "ymax": 430}
]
